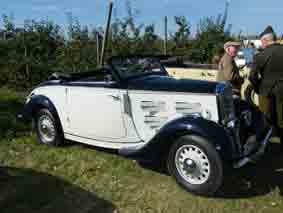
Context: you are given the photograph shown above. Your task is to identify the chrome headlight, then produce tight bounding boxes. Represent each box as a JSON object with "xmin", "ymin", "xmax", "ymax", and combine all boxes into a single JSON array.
[
  {"xmin": 202, "ymin": 109, "xmax": 212, "ymax": 120},
  {"xmin": 227, "ymin": 120, "xmax": 236, "ymax": 128}
]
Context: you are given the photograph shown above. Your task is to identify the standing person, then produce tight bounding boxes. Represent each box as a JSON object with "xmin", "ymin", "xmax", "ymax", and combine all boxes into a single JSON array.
[
  {"xmin": 249, "ymin": 26, "xmax": 283, "ymax": 148},
  {"xmin": 217, "ymin": 41, "xmax": 244, "ymax": 96}
]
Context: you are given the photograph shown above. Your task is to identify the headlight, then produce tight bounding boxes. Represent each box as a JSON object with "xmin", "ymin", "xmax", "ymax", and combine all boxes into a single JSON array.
[
  {"xmin": 227, "ymin": 120, "xmax": 236, "ymax": 128},
  {"xmin": 202, "ymin": 109, "xmax": 212, "ymax": 120}
]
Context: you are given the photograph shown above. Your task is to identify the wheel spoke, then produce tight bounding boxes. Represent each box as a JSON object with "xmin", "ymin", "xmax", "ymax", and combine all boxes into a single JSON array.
[
  {"xmin": 38, "ymin": 115, "xmax": 56, "ymax": 143},
  {"xmin": 175, "ymin": 144, "xmax": 210, "ymax": 185}
]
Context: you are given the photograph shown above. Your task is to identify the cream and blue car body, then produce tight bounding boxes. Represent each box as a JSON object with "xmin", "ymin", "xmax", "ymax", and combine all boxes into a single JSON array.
[{"xmin": 20, "ymin": 56, "xmax": 267, "ymax": 196}]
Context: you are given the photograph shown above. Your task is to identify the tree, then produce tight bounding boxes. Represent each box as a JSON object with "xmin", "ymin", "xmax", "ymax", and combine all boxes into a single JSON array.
[
  {"xmin": 110, "ymin": 0, "xmax": 143, "ymax": 56},
  {"xmin": 0, "ymin": 1, "xmax": 237, "ymax": 90},
  {"xmin": 171, "ymin": 16, "xmax": 191, "ymax": 55},
  {"xmin": 141, "ymin": 24, "xmax": 162, "ymax": 54},
  {"xmin": 189, "ymin": 7, "xmax": 233, "ymax": 63},
  {"xmin": 2, "ymin": 14, "xmax": 15, "ymax": 33}
]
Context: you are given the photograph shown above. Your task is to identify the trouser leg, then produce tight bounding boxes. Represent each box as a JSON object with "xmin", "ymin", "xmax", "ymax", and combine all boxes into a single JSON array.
[
  {"xmin": 280, "ymin": 129, "xmax": 283, "ymax": 151},
  {"xmin": 254, "ymin": 96, "xmax": 271, "ymax": 143},
  {"xmin": 277, "ymin": 95, "xmax": 283, "ymax": 150},
  {"xmin": 255, "ymin": 109, "xmax": 267, "ymax": 142}
]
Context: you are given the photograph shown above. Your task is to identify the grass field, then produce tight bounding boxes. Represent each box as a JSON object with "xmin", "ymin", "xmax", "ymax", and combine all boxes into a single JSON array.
[{"xmin": 1, "ymin": 87, "xmax": 283, "ymax": 213}]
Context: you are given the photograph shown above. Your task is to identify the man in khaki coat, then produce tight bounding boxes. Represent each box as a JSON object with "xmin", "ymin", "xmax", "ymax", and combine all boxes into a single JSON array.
[{"xmin": 217, "ymin": 41, "xmax": 244, "ymax": 96}]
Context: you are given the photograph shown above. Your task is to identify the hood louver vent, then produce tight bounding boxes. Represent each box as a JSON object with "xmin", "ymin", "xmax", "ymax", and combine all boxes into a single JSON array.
[
  {"xmin": 175, "ymin": 102, "xmax": 202, "ymax": 115},
  {"xmin": 141, "ymin": 101, "xmax": 167, "ymax": 130},
  {"xmin": 144, "ymin": 115, "xmax": 168, "ymax": 129},
  {"xmin": 141, "ymin": 101, "xmax": 166, "ymax": 113}
]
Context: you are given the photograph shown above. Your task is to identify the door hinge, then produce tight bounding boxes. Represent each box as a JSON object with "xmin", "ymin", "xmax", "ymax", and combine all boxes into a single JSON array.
[{"xmin": 108, "ymin": 94, "xmax": 121, "ymax": 101}]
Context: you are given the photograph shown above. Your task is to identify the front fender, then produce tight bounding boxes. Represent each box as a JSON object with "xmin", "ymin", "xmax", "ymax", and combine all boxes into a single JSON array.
[{"xmin": 119, "ymin": 116, "xmax": 237, "ymax": 163}]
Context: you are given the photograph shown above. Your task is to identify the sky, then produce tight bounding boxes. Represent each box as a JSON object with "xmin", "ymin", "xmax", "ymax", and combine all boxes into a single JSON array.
[{"xmin": 0, "ymin": 0, "xmax": 282, "ymax": 37}]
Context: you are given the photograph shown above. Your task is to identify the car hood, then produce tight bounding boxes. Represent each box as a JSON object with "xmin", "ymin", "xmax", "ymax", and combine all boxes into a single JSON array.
[{"xmin": 127, "ymin": 75, "xmax": 219, "ymax": 94}]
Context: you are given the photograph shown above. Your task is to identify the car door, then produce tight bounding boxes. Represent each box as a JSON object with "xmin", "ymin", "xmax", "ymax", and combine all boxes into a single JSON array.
[{"xmin": 66, "ymin": 81, "xmax": 127, "ymax": 141}]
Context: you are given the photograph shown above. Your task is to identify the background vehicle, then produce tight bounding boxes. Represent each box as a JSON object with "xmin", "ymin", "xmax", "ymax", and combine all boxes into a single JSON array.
[{"xmin": 19, "ymin": 56, "xmax": 272, "ymax": 196}]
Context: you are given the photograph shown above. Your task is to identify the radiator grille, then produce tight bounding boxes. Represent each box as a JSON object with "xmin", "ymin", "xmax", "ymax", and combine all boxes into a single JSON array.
[{"xmin": 217, "ymin": 82, "xmax": 236, "ymax": 124}]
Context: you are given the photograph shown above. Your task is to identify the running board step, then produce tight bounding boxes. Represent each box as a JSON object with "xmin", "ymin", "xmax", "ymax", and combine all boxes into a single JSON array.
[{"xmin": 234, "ymin": 127, "xmax": 273, "ymax": 169}]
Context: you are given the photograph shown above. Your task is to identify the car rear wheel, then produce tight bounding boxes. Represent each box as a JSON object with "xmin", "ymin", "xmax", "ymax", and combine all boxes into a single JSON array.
[
  {"xmin": 35, "ymin": 108, "xmax": 64, "ymax": 146},
  {"xmin": 168, "ymin": 135, "xmax": 223, "ymax": 196}
]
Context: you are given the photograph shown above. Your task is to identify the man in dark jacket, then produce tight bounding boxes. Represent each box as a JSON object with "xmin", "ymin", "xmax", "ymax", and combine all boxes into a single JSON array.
[{"xmin": 249, "ymin": 26, "xmax": 283, "ymax": 146}]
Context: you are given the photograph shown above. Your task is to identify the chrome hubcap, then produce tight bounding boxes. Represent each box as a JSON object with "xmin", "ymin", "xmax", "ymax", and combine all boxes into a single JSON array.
[
  {"xmin": 38, "ymin": 115, "xmax": 56, "ymax": 143},
  {"xmin": 175, "ymin": 145, "xmax": 210, "ymax": 185}
]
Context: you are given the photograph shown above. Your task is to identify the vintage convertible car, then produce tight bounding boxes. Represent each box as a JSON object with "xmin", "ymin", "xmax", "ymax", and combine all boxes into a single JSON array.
[{"xmin": 19, "ymin": 56, "xmax": 272, "ymax": 196}]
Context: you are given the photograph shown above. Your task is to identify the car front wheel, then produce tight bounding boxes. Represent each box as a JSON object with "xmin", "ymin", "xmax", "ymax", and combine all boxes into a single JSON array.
[
  {"xmin": 35, "ymin": 108, "xmax": 64, "ymax": 146},
  {"xmin": 168, "ymin": 135, "xmax": 223, "ymax": 196}
]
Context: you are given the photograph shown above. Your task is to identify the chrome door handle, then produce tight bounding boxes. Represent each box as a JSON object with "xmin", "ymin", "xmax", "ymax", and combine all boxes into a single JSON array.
[{"xmin": 108, "ymin": 94, "xmax": 121, "ymax": 101}]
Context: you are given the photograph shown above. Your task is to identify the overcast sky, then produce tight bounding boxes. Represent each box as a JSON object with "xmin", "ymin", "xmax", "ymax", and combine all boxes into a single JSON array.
[{"xmin": 1, "ymin": 0, "xmax": 282, "ymax": 36}]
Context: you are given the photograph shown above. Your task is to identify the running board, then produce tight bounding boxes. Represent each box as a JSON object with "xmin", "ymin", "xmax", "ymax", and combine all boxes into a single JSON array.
[
  {"xmin": 119, "ymin": 143, "xmax": 146, "ymax": 157},
  {"xmin": 234, "ymin": 127, "xmax": 273, "ymax": 169}
]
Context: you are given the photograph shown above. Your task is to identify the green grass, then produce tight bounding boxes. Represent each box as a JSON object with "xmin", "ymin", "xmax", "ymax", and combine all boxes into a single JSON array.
[{"xmin": 0, "ymin": 87, "xmax": 283, "ymax": 213}]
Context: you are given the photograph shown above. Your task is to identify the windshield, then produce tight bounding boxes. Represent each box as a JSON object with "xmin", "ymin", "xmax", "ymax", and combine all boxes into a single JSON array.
[{"xmin": 110, "ymin": 57, "xmax": 167, "ymax": 79}]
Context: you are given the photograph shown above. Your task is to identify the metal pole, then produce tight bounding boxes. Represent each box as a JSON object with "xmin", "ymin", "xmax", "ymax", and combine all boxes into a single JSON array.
[
  {"xmin": 100, "ymin": 0, "xmax": 113, "ymax": 67},
  {"xmin": 164, "ymin": 16, "xmax": 168, "ymax": 55},
  {"xmin": 96, "ymin": 32, "xmax": 100, "ymax": 66}
]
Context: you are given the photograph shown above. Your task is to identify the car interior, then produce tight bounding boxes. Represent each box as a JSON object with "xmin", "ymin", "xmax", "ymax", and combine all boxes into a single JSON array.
[{"xmin": 48, "ymin": 67, "xmax": 116, "ymax": 83}]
